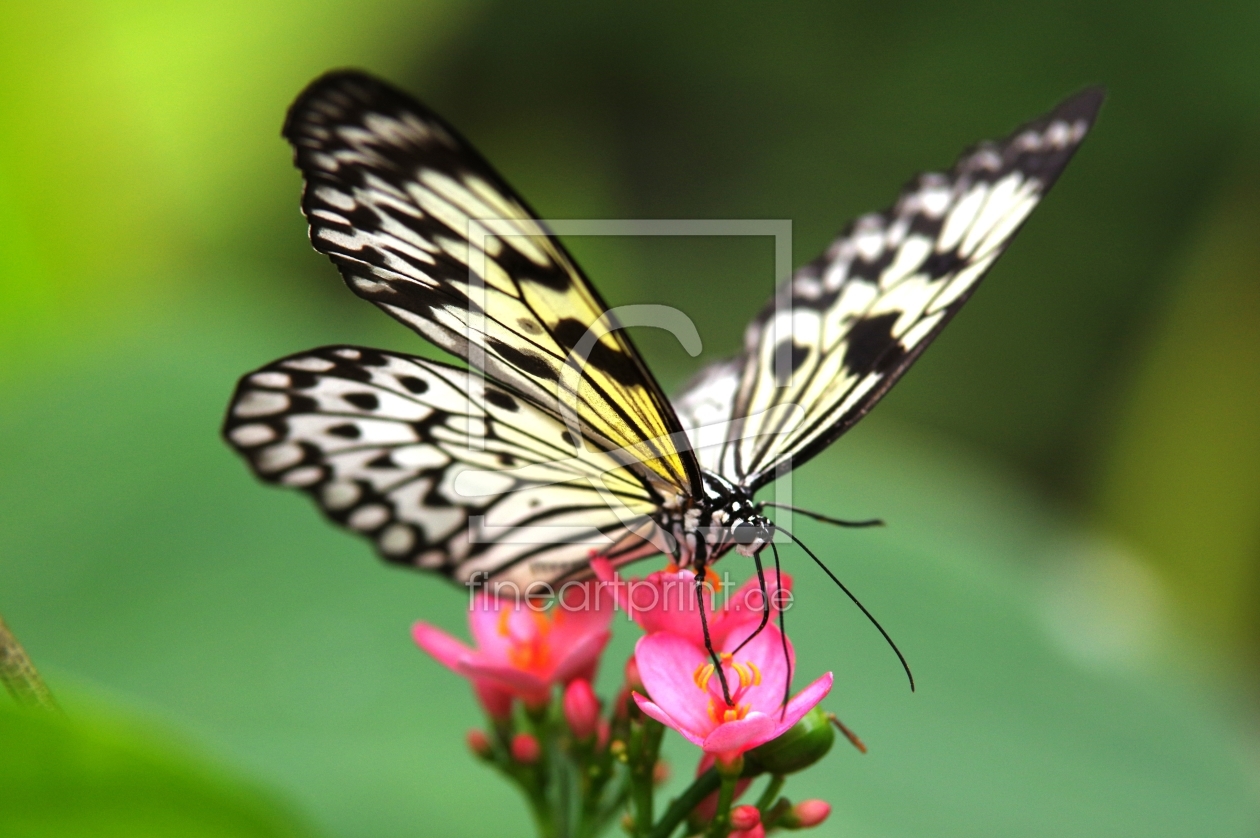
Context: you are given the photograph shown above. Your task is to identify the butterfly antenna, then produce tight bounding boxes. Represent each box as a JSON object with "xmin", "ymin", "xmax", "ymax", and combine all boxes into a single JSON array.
[
  {"xmin": 761, "ymin": 502, "xmax": 884, "ymax": 528},
  {"xmin": 772, "ymin": 523, "xmax": 915, "ymax": 692}
]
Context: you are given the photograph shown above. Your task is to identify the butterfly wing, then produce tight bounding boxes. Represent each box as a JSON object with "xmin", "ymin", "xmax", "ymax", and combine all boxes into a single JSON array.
[
  {"xmin": 284, "ymin": 71, "xmax": 700, "ymax": 499},
  {"xmin": 679, "ymin": 88, "xmax": 1104, "ymax": 488},
  {"xmin": 223, "ymin": 346, "xmax": 663, "ymax": 586}
]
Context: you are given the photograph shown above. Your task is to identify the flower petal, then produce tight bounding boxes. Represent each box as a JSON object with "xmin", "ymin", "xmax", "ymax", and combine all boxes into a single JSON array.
[
  {"xmin": 634, "ymin": 632, "xmax": 716, "ymax": 736},
  {"xmin": 724, "ymin": 624, "xmax": 795, "ymax": 716},
  {"xmin": 713, "ymin": 571, "xmax": 792, "ymax": 646},
  {"xmin": 634, "ymin": 569, "xmax": 707, "ymax": 642},
  {"xmin": 701, "ymin": 711, "xmax": 777, "ymax": 755},
  {"xmin": 633, "ymin": 693, "xmax": 706, "ymax": 748},
  {"xmin": 459, "ymin": 655, "xmax": 550, "ymax": 698},
  {"xmin": 590, "ymin": 557, "xmax": 616, "ymax": 583},
  {"xmin": 412, "ymin": 622, "xmax": 473, "ymax": 672},
  {"xmin": 770, "ymin": 672, "xmax": 834, "ymax": 736},
  {"xmin": 466, "ymin": 595, "xmax": 515, "ymax": 660},
  {"xmin": 551, "ymin": 629, "xmax": 612, "ymax": 684},
  {"xmin": 551, "ymin": 584, "xmax": 614, "ymax": 644}
]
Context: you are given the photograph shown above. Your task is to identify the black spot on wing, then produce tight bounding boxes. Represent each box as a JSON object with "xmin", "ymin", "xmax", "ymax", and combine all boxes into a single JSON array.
[
  {"xmin": 843, "ymin": 312, "xmax": 906, "ymax": 374},
  {"xmin": 328, "ymin": 423, "xmax": 361, "ymax": 439},
  {"xmin": 320, "ymin": 354, "xmax": 372, "ymax": 383},
  {"xmin": 286, "ymin": 371, "xmax": 319, "ymax": 390},
  {"xmin": 366, "ymin": 453, "xmax": 395, "ymax": 469},
  {"xmin": 851, "ymin": 244, "xmax": 895, "ymax": 284},
  {"xmin": 553, "ymin": 318, "xmax": 642, "ymax": 386},
  {"xmin": 922, "ymin": 249, "xmax": 964, "ymax": 279},
  {"xmin": 399, "ymin": 376, "xmax": 429, "ymax": 394},
  {"xmin": 552, "ymin": 319, "xmax": 588, "ymax": 351},
  {"xmin": 342, "ymin": 202, "xmax": 380, "ymax": 231},
  {"xmin": 357, "ymin": 349, "xmax": 389, "ymax": 367},
  {"xmin": 287, "ymin": 394, "xmax": 319, "ymax": 414},
  {"xmin": 497, "ymin": 241, "xmax": 567, "ymax": 291},
  {"xmin": 344, "ymin": 392, "xmax": 380, "ymax": 410},
  {"xmin": 773, "ymin": 339, "xmax": 812, "ymax": 386},
  {"xmin": 483, "ymin": 389, "xmax": 519, "ymax": 412},
  {"xmin": 488, "ymin": 338, "xmax": 558, "ymax": 382}
]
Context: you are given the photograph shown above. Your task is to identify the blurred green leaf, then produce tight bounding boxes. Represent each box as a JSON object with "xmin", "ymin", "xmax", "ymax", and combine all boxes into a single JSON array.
[
  {"xmin": 1094, "ymin": 156, "xmax": 1260, "ymax": 661},
  {"xmin": 0, "ymin": 703, "xmax": 317, "ymax": 838}
]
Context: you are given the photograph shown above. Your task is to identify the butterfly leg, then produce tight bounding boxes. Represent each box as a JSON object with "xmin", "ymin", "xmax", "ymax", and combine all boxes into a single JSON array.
[
  {"xmin": 731, "ymin": 549, "xmax": 771, "ymax": 655},
  {"xmin": 694, "ymin": 559, "xmax": 733, "ymax": 707},
  {"xmin": 771, "ymin": 541, "xmax": 791, "ymax": 713}
]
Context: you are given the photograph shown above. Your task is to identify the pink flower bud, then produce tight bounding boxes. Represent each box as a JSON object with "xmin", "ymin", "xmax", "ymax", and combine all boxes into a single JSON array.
[
  {"xmin": 563, "ymin": 678, "xmax": 600, "ymax": 739},
  {"xmin": 730, "ymin": 805, "xmax": 760, "ymax": 830},
  {"xmin": 786, "ymin": 799, "xmax": 831, "ymax": 828},
  {"xmin": 510, "ymin": 732, "xmax": 540, "ymax": 764},
  {"xmin": 596, "ymin": 719, "xmax": 611, "ymax": 750},
  {"xmin": 466, "ymin": 729, "xmax": 492, "ymax": 758}
]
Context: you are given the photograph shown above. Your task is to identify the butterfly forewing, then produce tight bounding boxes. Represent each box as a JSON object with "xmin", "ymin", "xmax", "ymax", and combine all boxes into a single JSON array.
[
  {"xmin": 224, "ymin": 346, "xmax": 662, "ymax": 586},
  {"xmin": 677, "ymin": 88, "xmax": 1104, "ymax": 488},
  {"xmin": 284, "ymin": 71, "xmax": 700, "ymax": 497}
]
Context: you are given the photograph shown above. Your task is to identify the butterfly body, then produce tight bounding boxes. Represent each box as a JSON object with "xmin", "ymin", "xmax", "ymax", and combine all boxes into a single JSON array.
[{"xmin": 225, "ymin": 71, "xmax": 1102, "ymax": 595}]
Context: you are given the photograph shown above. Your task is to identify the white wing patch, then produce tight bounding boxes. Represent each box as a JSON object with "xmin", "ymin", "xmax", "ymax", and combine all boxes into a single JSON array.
[
  {"xmin": 675, "ymin": 88, "xmax": 1104, "ymax": 488},
  {"xmin": 224, "ymin": 346, "xmax": 661, "ymax": 586}
]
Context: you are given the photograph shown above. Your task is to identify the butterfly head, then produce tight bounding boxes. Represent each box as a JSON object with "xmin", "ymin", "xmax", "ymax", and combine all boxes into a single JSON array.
[
  {"xmin": 729, "ymin": 515, "xmax": 773, "ymax": 558},
  {"xmin": 697, "ymin": 470, "xmax": 773, "ymax": 559}
]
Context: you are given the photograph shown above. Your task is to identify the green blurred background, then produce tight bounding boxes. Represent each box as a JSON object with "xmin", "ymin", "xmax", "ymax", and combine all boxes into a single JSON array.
[{"xmin": 4, "ymin": 1, "xmax": 1260, "ymax": 836}]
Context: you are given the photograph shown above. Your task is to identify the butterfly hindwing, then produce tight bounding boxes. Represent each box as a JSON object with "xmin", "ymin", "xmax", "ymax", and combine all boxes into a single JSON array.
[
  {"xmin": 223, "ymin": 346, "xmax": 663, "ymax": 586},
  {"xmin": 679, "ymin": 88, "xmax": 1104, "ymax": 488},
  {"xmin": 283, "ymin": 71, "xmax": 700, "ymax": 497}
]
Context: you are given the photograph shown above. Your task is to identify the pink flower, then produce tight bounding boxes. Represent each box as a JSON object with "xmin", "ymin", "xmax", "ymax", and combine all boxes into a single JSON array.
[
  {"xmin": 631, "ymin": 626, "xmax": 832, "ymax": 762},
  {"xmin": 591, "ymin": 558, "xmax": 791, "ymax": 650},
  {"xmin": 413, "ymin": 582, "xmax": 612, "ymax": 710},
  {"xmin": 563, "ymin": 677, "xmax": 600, "ymax": 739}
]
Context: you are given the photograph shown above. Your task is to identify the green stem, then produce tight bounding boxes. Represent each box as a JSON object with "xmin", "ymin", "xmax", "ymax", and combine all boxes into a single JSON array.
[
  {"xmin": 704, "ymin": 773, "xmax": 739, "ymax": 838},
  {"xmin": 754, "ymin": 774, "xmax": 785, "ymax": 813},
  {"xmin": 646, "ymin": 768, "xmax": 721, "ymax": 838},
  {"xmin": 0, "ymin": 615, "xmax": 57, "ymax": 711}
]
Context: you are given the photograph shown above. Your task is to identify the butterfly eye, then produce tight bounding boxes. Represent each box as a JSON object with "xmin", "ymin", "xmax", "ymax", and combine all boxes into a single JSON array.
[{"xmin": 732, "ymin": 523, "xmax": 763, "ymax": 545}]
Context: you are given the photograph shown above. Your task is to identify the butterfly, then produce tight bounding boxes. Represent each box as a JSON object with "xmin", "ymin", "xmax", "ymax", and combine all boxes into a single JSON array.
[{"xmin": 223, "ymin": 71, "xmax": 1101, "ymax": 694}]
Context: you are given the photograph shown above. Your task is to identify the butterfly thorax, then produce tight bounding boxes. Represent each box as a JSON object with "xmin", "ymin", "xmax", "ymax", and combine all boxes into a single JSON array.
[{"xmin": 660, "ymin": 470, "xmax": 772, "ymax": 567}]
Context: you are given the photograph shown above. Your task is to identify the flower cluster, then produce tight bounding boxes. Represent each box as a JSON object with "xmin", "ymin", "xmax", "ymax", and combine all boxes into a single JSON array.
[{"xmin": 414, "ymin": 564, "xmax": 853, "ymax": 837}]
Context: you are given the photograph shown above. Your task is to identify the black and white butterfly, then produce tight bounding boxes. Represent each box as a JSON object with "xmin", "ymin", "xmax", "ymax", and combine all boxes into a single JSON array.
[{"xmin": 224, "ymin": 71, "xmax": 1101, "ymax": 692}]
